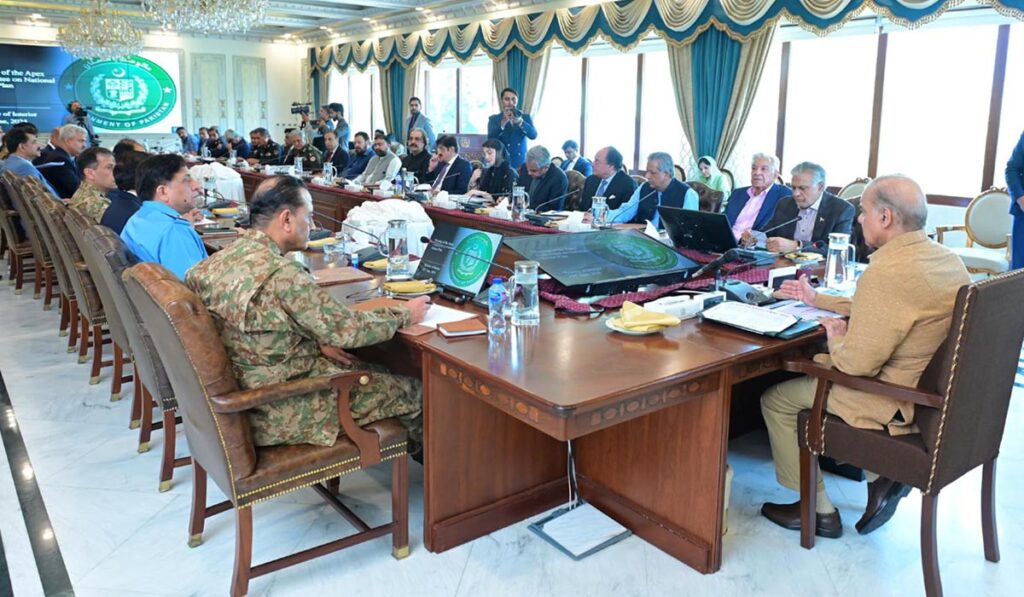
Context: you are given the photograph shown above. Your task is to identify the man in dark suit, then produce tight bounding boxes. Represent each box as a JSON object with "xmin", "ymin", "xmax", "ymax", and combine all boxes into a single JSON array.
[
  {"xmin": 725, "ymin": 152, "xmax": 789, "ymax": 242},
  {"xmin": 523, "ymin": 145, "xmax": 569, "ymax": 211},
  {"xmin": 487, "ymin": 88, "xmax": 537, "ymax": 170},
  {"xmin": 422, "ymin": 134, "xmax": 472, "ymax": 195},
  {"xmin": 401, "ymin": 128, "xmax": 431, "ymax": 181},
  {"xmin": 578, "ymin": 146, "xmax": 637, "ymax": 212},
  {"xmin": 35, "ymin": 123, "xmax": 87, "ymax": 198},
  {"xmin": 755, "ymin": 162, "xmax": 855, "ymax": 254},
  {"xmin": 321, "ymin": 130, "xmax": 349, "ymax": 173},
  {"xmin": 560, "ymin": 140, "xmax": 592, "ymax": 177},
  {"xmin": 406, "ymin": 97, "xmax": 435, "ymax": 150}
]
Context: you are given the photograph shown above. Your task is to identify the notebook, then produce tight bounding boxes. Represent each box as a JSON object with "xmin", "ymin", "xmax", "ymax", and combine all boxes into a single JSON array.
[{"xmin": 437, "ymin": 317, "xmax": 487, "ymax": 338}]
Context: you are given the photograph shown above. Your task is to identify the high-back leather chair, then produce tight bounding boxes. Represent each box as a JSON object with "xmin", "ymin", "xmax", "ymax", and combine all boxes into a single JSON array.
[
  {"xmin": 21, "ymin": 190, "xmax": 77, "ymax": 337},
  {"xmin": 0, "ymin": 171, "xmax": 34, "ymax": 294},
  {"xmin": 790, "ymin": 270, "xmax": 1024, "ymax": 597},
  {"xmin": 123, "ymin": 262, "xmax": 410, "ymax": 597},
  {"xmin": 81, "ymin": 224, "xmax": 188, "ymax": 488},
  {"xmin": 2, "ymin": 174, "xmax": 55, "ymax": 306},
  {"xmin": 565, "ymin": 170, "xmax": 586, "ymax": 211},
  {"xmin": 688, "ymin": 180, "xmax": 724, "ymax": 213},
  {"xmin": 35, "ymin": 194, "xmax": 108, "ymax": 370},
  {"xmin": 67, "ymin": 207, "xmax": 133, "ymax": 400}
]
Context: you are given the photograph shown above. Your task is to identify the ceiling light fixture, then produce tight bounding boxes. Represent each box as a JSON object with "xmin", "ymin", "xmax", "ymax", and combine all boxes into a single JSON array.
[
  {"xmin": 143, "ymin": 0, "xmax": 268, "ymax": 35},
  {"xmin": 57, "ymin": 0, "xmax": 144, "ymax": 61}
]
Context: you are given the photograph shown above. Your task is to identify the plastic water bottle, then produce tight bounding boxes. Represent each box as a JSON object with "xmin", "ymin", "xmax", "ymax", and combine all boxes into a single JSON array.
[
  {"xmin": 488, "ymin": 277, "xmax": 508, "ymax": 335},
  {"xmin": 394, "ymin": 168, "xmax": 406, "ymax": 195},
  {"xmin": 295, "ymin": 156, "xmax": 304, "ymax": 175},
  {"xmin": 201, "ymin": 143, "xmax": 211, "ymax": 159}
]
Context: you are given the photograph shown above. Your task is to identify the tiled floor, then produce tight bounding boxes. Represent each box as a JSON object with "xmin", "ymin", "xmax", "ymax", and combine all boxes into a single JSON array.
[{"xmin": 0, "ymin": 277, "xmax": 1020, "ymax": 596}]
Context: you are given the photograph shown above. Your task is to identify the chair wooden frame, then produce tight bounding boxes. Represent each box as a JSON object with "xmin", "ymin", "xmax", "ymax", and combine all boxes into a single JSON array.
[
  {"xmin": 0, "ymin": 172, "xmax": 35, "ymax": 295},
  {"xmin": 935, "ymin": 187, "xmax": 1012, "ymax": 275},
  {"xmin": 3, "ymin": 174, "xmax": 55, "ymax": 305},
  {"xmin": 837, "ymin": 177, "xmax": 872, "ymax": 200}
]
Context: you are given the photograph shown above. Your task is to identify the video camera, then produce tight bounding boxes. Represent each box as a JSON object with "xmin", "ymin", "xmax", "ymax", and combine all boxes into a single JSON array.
[{"xmin": 290, "ymin": 102, "xmax": 311, "ymax": 115}]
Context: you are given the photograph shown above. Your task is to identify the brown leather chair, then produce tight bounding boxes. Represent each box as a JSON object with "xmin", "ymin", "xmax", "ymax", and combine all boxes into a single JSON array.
[
  {"xmin": 66, "ymin": 208, "xmax": 132, "ymax": 399},
  {"xmin": 790, "ymin": 270, "xmax": 1024, "ymax": 597},
  {"xmin": 21, "ymin": 190, "xmax": 77, "ymax": 337},
  {"xmin": 81, "ymin": 224, "xmax": 189, "ymax": 485},
  {"xmin": 35, "ymin": 195, "xmax": 110, "ymax": 373},
  {"xmin": 123, "ymin": 262, "xmax": 410, "ymax": 597},
  {"xmin": 2, "ymin": 174, "xmax": 55, "ymax": 305},
  {"xmin": 565, "ymin": 170, "xmax": 586, "ymax": 211},
  {"xmin": 0, "ymin": 172, "xmax": 34, "ymax": 294},
  {"xmin": 688, "ymin": 180, "xmax": 724, "ymax": 213}
]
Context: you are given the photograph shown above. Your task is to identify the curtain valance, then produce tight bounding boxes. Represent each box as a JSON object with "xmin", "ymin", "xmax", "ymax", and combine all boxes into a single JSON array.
[{"xmin": 310, "ymin": 0, "xmax": 1024, "ymax": 73}]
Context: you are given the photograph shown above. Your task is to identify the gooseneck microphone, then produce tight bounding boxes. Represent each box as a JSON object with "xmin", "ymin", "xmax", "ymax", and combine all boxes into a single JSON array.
[
  {"xmin": 602, "ymin": 188, "xmax": 660, "ymax": 227},
  {"xmin": 691, "ymin": 248, "xmax": 741, "ymax": 279},
  {"xmin": 313, "ymin": 210, "xmax": 386, "ymax": 247},
  {"xmin": 530, "ymin": 187, "xmax": 581, "ymax": 213},
  {"xmin": 758, "ymin": 213, "xmax": 803, "ymax": 235},
  {"xmin": 419, "ymin": 236, "xmax": 514, "ymax": 276}
]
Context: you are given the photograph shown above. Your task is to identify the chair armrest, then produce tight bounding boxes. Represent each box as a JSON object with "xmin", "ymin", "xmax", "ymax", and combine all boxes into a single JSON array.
[
  {"xmin": 934, "ymin": 225, "xmax": 965, "ymax": 245},
  {"xmin": 784, "ymin": 360, "xmax": 942, "ymax": 408},
  {"xmin": 211, "ymin": 371, "xmax": 385, "ymax": 467}
]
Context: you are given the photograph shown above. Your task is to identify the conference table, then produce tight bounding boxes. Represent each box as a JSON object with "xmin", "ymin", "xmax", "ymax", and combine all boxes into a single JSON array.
[{"xmin": 233, "ymin": 170, "xmax": 825, "ymax": 574}]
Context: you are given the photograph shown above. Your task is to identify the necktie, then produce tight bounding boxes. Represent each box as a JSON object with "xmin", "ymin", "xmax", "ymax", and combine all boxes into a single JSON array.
[
  {"xmin": 432, "ymin": 161, "xmax": 450, "ymax": 191},
  {"xmin": 596, "ymin": 177, "xmax": 610, "ymax": 198}
]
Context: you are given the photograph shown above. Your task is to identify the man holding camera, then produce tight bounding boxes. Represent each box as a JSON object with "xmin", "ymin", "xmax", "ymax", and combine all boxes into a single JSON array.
[{"xmin": 63, "ymin": 101, "xmax": 97, "ymax": 147}]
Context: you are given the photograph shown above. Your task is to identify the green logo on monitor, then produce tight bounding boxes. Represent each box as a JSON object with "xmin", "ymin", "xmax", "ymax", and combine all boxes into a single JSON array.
[
  {"xmin": 59, "ymin": 56, "xmax": 177, "ymax": 131},
  {"xmin": 584, "ymin": 233, "xmax": 677, "ymax": 270},
  {"xmin": 450, "ymin": 233, "xmax": 494, "ymax": 286}
]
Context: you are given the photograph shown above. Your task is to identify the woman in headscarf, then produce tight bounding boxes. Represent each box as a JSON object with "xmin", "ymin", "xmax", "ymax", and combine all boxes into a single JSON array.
[
  {"xmin": 468, "ymin": 138, "xmax": 518, "ymax": 202},
  {"xmin": 689, "ymin": 155, "xmax": 731, "ymax": 195}
]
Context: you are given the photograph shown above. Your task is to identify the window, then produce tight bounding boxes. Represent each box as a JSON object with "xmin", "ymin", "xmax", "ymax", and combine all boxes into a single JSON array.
[
  {"xmin": 534, "ymin": 53, "xmax": 583, "ymax": 159},
  {"xmin": 639, "ymin": 50, "xmax": 691, "ymax": 176},
  {"xmin": 729, "ymin": 38, "xmax": 782, "ymax": 186},
  {"xmin": 347, "ymin": 69, "xmax": 373, "ymax": 137},
  {"xmin": 459, "ymin": 61, "xmax": 495, "ymax": 134},
  {"xmin": 996, "ymin": 24, "xmax": 1024, "ymax": 189},
  {"xmin": 876, "ymin": 25, "xmax": 998, "ymax": 197},
  {"xmin": 783, "ymin": 34, "xmax": 876, "ymax": 188},
  {"xmin": 370, "ymin": 69, "xmax": 386, "ymax": 135},
  {"xmin": 327, "ymin": 69, "xmax": 348, "ymax": 109},
  {"xmin": 585, "ymin": 52, "xmax": 638, "ymax": 169},
  {"xmin": 424, "ymin": 62, "xmax": 457, "ymax": 135}
]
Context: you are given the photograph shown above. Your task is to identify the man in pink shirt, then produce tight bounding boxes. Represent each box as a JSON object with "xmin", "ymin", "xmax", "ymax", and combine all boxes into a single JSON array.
[{"xmin": 723, "ymin": 153, "xmax": 788, "ymax": 243}]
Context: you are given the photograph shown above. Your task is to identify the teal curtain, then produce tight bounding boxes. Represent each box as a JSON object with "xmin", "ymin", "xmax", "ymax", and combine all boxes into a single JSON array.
[
  {"xmin": 691, "ymin": 28, "xmax": 741, "ymax": 159},
  {"xmin": 385, "ymin": 64, "xmax": 406, "ymax": 139},
  {"xmin": 505, "ymin": 46, "xmax": 528, "ymax": 96}
]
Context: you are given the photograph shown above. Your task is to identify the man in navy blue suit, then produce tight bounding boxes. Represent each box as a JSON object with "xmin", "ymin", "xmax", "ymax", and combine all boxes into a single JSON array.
[
  {"xmin": 723, "ymin": 152, "xmax": 788, "ymax": 244},
  {"xmin": 1007, "ymin": 131, "xmax": 1024, "ymax": 270},
  {"xmin": 487, "ymin": 88, "xmax": 537, "ymax": 170},
  {"xmin": 422, "ymin": 134, "xmax": 472, "ymax": 195},
  {"xmin": 560, "ymin": 140, "xmax": 592, "ymax": 177}
]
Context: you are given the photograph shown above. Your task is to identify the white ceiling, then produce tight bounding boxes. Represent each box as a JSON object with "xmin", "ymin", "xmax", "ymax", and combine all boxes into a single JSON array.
[{"xmin": 0, "ymin": 0, "xmax": 565, "ymax": 44}]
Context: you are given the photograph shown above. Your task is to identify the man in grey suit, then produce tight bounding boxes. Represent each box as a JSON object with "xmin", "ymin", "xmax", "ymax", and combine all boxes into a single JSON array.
[
  {"xmin": 406, "ymin": 97, "xmax": 436, "ymax": 151},
  {"xmin": 754, "ymin": 161, "xmax": 855, "ymax": 254}
]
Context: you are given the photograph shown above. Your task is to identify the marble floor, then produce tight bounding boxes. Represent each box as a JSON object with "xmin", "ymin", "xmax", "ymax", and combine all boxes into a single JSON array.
[{"xmin": 0, "ymin": 277, "xmax": 1021, "ymax": 597}]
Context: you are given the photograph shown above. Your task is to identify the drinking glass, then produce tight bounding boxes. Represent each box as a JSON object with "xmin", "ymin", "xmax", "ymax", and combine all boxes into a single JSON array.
[
  {"xmin": 510, "ymin": 260, "xmax": 540, "ymax": 326},
  {"xmin": 386, "ymin": 219, "xmax": 411, "ymax": 280}
]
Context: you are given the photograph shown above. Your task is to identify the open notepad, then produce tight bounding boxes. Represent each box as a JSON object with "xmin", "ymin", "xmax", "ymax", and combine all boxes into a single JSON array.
[{"xmin": 701, "ymin": 301, "xmax": 818, "ymax": 337}]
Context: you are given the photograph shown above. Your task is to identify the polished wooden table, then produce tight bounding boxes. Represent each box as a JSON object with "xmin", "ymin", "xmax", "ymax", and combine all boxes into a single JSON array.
[
  {"xmin": 310, "ymin": 261, "xmax": 823, "ymax": 574},
  {"xmin": 224, "ymin": 180, "xmax": 824, "ymax": 572}
]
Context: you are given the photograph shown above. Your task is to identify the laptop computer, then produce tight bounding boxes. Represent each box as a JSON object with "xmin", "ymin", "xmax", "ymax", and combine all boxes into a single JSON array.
[{"xmin": 657, "ymin": 206, "xmax": 776, "ymax": 262}]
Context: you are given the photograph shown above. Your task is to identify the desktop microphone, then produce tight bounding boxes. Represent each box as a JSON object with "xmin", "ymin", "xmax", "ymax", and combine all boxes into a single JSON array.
[
  {"xmin": 530, "ymin": 187, "xmax": 581, "ymax": 213},
  {"xmin": 601, "ymin": 188, "xmax": 660, "ymax": 227},
  {"xmin": 691, "ymin": 248, "xmax": 742, "ymax": 279},
  {"xmin": 313, "ymin": 210, "xmax": 387, "ymax": 261},
  {"xmin": 758, "ymin": 213, "xmax": 803, "ymax": 235},
  {"xmin": 419, "ymin": 236, "xmax": 514, "ymax": 276}
]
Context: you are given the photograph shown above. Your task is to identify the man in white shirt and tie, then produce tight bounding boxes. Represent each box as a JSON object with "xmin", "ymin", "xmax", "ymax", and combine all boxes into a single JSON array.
[{"xmin": 406, "ymin": 97, "xmax": 436, "ymax": 151}]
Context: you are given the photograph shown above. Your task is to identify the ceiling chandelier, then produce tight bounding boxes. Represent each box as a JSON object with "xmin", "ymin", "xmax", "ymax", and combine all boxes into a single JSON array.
[
  {"xmin": 142, "ymin": 0, "xmax": 269, "ymax": 35},
  {"xmin": 57, "ymin": 0, "xmax": 144, "ymax": 61}
]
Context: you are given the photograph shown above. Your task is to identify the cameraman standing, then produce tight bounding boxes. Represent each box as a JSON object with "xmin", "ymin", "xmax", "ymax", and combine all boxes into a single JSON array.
[{"xmin": 63, "ymin": 101, "xmax": 97, "ymax": 147}]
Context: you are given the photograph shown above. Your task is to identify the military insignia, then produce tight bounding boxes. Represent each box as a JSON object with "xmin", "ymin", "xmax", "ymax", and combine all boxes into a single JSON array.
[{"xmin": 59, "ymin": 56, "xmax": 177, "ymax": 132}]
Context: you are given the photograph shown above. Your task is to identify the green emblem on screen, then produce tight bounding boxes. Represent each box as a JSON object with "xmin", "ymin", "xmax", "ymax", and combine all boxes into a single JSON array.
[
  {"xmin": 58, "ymin": 56, "xmax": 176, "ymax": 131},
  {"xmin": 584, "ymin": 233, "xmax": 678, "ymax": 270},
  {"xmin": 450, "ymin": 233, "xmax": 494, "ymax": 286}
]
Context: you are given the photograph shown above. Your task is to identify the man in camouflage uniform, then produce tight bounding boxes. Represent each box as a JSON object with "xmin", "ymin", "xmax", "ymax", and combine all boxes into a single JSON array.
[
  {"xmin": 280, "ymin": 129, "xmax": 323, "ymax": 171},
  {"xmin": 247, "ymin": 127, "xmax": 282, "ymax": 166},
  {"xmin": 68, "ymin": 146, "xmax": 115, "ymax": 222},
  {"xmin": 186, "ymin": 175, "xmax": 430, "ymax": 448}
]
